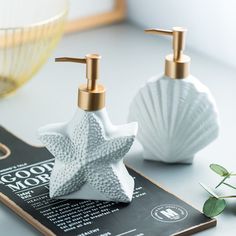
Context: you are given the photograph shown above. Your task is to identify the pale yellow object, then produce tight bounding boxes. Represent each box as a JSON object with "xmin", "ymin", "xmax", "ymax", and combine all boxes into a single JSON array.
[
  {"xmin": 65, "ymin": 0, "xmax": 126, "ymax": 33},
  {"xmin": 0, "ymin": 1, "xmax": 68, "ymax": 97}
]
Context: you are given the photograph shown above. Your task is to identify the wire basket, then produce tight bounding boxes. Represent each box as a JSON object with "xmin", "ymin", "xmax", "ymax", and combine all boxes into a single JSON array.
[{"xmin": 0, "ymin": 0, "xmax": 68, "ymax": 97}]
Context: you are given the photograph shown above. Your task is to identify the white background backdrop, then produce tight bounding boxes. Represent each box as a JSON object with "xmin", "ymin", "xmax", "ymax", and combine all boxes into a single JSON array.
[{"xmin": 127, "ymin": 0, "xmax": 236, "ymax": 68}]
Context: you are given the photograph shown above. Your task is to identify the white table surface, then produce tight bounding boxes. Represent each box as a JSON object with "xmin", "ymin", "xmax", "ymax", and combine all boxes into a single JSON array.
[{"xmin": 0, "ymin": 22, "xmax": 235, "ymax": 236}]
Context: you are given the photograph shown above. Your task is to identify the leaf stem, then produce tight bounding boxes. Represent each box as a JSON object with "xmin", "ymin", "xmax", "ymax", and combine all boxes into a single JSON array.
[
  {"xmin": 200, "ymin": 183, "xmax": 219, "ymax": 198},
  {"xmin": 223, "ymin": 182, "xmax": 236, "ymax": 190},
  {"xmin": 219, "ymin": 195, "xmax": 236, "ymax": 199},
  {"xmin": 215, "ymin": 174, "xmax": 230, "ymax": 188}
]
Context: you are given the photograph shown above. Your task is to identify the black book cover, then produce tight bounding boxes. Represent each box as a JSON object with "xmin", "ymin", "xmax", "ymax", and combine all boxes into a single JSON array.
[{"xmin": 0, "ymin": 126, "xmax": 216, "ymax": 236}]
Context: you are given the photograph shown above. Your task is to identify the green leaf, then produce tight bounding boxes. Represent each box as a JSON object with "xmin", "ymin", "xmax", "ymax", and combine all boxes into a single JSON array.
[
  {"xmin": 203, "ymin": 197, "xmax": 226, "ymax": 217},
  {"xmin": 210, "ymin": 164, "xmax": 229, "ymax": 176},
  {"xmin": 199, "ymin": 183, "xmax": 219, "ymax": 198}
]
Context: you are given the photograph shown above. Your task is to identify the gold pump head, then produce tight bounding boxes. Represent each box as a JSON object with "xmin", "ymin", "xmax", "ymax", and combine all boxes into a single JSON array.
[
  {"xmin": 145, "ymin": 27, "xmax": 190, "ymax": 79},
  {"xmin": 55, "ymin": 54, "xmax": 105, "ymax": 111}
]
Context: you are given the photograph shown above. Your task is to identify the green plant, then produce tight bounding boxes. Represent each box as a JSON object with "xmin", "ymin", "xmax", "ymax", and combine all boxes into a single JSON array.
[{"xmin": 200, "ymin": 164, "xmax": 236, "ymax": 217}]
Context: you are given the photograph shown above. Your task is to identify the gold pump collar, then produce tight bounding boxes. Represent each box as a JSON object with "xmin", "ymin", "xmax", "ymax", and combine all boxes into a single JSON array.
[
  {"xmin": 145, "ymin": 27, "xmax": 190, "ymax": 79},
  {"xmin": 55, "ymin": 54, "xmax": 105, "ymax": 111}
]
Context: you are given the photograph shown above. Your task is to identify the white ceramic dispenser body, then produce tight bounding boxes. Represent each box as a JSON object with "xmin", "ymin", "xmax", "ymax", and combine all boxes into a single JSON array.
[
  {"xmin": 129, "ymin": 27, "xmax": 220, "ymax": 163},
  {"xmin": 38, "ymin": 54, "xmax": 138, "ymax": 203},
  {"xmin": 39, "ymin": 108, "xmax": 138, "ymax": 202},
  {"xmin": 128, "ymin": 74, "xmax": 219, "ymax": 163}
]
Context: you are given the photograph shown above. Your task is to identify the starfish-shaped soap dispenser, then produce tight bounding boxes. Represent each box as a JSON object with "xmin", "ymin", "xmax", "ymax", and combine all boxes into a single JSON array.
[{"xmin": 38, "ymin": 54, "xmax": 138, "ymax": 203}]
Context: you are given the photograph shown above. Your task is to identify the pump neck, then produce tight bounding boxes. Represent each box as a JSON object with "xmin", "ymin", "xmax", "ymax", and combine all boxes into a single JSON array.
[
  {"xmin": 55, "ymin": 54, "xmax": 105, "ymax": 111},
  {"xmin": 145, "ymin": 27, "xmax": 191, "ymax": 79}
]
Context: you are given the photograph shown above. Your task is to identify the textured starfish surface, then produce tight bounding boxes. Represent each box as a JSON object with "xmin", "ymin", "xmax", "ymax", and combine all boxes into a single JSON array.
[{"xmin": 39, "ymin": 113, "xmax": 135, "ymax": 202}]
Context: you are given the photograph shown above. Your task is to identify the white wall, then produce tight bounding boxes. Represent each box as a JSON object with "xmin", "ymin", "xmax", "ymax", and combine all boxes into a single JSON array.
[
  {"xmin": 127, "ymin": 0, "xmax": 236, "ymax": 68},
  {"xmin": 69, "ymin": 0, "xmax": 114, "ymax": 19}
]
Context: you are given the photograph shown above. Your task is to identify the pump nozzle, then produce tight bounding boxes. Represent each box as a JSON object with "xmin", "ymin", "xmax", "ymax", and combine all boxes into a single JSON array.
[
  {"xmin": 145, "ymin": 27, "xmax": 186, "ymax": 61},
  {"xmin": 55, "ymin": 54, "xmax": 105, "ymax": 111},
  {"xmin": 55, "ymin": 57, "xmax": 87, "ymax": 63},
  {"xmin": 55, "ymin": 54, "xmax": 101, "ymax": 91},
  {"xmin": 145, "ymin": 27, "xmax": 190, "ymax": 79}
]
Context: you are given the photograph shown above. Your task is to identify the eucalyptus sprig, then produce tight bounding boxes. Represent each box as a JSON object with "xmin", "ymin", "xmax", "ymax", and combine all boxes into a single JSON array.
[{"xmin": 200, "ymin": 164, "xmax": 236, "ymax": 217}]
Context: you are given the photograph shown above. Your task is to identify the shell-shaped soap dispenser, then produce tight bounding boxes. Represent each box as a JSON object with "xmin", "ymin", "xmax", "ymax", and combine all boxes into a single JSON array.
[
  {"xmin": 38, "ymin": 54, "xmax": 138, "ymax": 203},
  {"xmin": 128, "ymin": 27, "xmax": 220, "ymax": 164}
]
